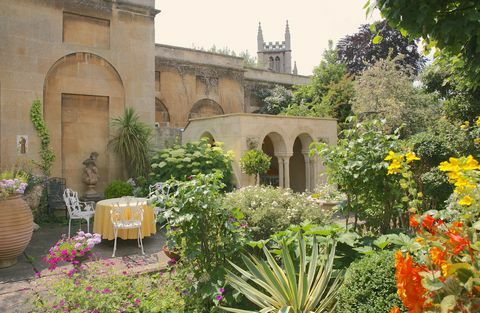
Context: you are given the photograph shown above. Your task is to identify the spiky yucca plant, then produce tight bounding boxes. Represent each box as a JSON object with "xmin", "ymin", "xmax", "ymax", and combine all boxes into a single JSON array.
[
  {"xmin": 221, "ymin": 232, "xmax": 343, "ymax": 313},
  {"xmin": 108, "ymin": 107, "xmax": 152, "ymax": 177}
]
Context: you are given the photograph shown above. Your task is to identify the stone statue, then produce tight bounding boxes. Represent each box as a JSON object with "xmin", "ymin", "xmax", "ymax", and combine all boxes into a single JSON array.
[{"xmin": 82, "ymin": 152, "xmax": 100, "ymax": 200}]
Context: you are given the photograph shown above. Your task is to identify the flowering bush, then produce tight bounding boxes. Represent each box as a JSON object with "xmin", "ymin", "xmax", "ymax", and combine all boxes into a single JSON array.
[
  {"xmin": 44, "ymin": 231, "xmax": 101, "ymax": 275},
  {"xmin": 33, "ymin": 261, "xmax": 186, "ymax": 313},
  {"xmin": 224, "ymin": 185, "xmax": 331, "ymax": 240},
  {"xmin": 387, "ymin": 143, "xmax": 480, "ymax": 312},
  {"xmin": 0, "ymin": 170, "xmax": 28, "ymax": 200},
  {"xmin": 309, "ymin": 182, "xmax": 346, "ymax": 203}
]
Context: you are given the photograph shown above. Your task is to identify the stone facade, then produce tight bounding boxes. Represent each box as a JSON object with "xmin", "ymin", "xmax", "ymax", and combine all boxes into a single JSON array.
[
  {"xmin": 0, "ymin": 0, "xmax": 332, "ymax": 196},
  {"xmin": 182, "ymin": 114, "xmax": 337, "ymax": 192}
]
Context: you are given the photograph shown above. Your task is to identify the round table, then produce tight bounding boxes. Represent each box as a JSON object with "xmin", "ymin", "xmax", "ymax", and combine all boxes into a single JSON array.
[{"xmin": 93, "ymin": 197, "xmax": 156, "ymax": 240}]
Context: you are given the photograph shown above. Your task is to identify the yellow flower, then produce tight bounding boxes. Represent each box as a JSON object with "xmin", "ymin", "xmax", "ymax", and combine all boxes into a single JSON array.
[
  {"xmin": 387, "ymin": 160, "xmax": 402, "ymax": 175},
  {"xmin": 385, "ymin": 151, "xmax": 398, "ymax": 161},
  {"xmin": 405, "ymin": 151, "xmax": 420, "ymax": 163},
  {"xmin": 458, "ymin": 195, "xmax": 473, "ymax": 206},
  {"xmin": 463, "ymin": 155, "xmax": 480, "ymax": 171},
  {"xmin": 441, "ymin": 263, "xmax": 450, "ymax": 277},
  {"xmin": 476, "ymin": 116, "xmax": 480, "ymax": 127},
  {"xmin": 439, "ymin": 157, "xmax": 460, "ymax": 172},
  {"xmin": 475, "ymin": 138, "xmax": 480, "ymax": 145}
]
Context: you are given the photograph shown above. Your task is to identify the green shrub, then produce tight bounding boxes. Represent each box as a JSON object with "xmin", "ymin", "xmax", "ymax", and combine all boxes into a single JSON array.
[
  {"xmin": 336, "ymin": 250, "xmax": 405, "ymax": 313},
  {"xmin": 224, "ymin": 185, "xmax": 331, "ymax": 240},
  {"xmin": 239, "ymin": 149, "xmax": 271, "ymax": 184},
  {"xmin": 149, "ymin": 138, "xmax": 234, "ymax": 190},
  {"xmin": 104, "ymin": 180, "xmax": 133, "ymax": 199}
]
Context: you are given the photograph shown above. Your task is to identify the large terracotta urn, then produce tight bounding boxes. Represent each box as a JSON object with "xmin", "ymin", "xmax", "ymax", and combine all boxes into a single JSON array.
[{"xmin": 0, "ymin": 195, "xmax": 33, "ymax": 268}]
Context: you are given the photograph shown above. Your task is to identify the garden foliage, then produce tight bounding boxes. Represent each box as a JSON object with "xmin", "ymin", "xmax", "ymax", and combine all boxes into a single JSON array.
[
  {"xmin": 336, "ymin": 250, "xmax": 405, "ymax": 313},
  {"xmin": 311, "ymin": 117, "xmax": 404, "ymax": 233},
  {"xmin": 30, "ymin": 100, "xmax": 55, "ymax": 176},
  {"xmin": 158, "ymin": 172, "xmax": 248, "ymax": 310},
  {"xmin": 150, "ymin": 138, "xmax": 234, "ymax": 190},
  {"xmin": 109, "ymin": 107, "xmax": 152, "ymax": 177},
  {"xmin": 224, "ymin": 185, "xmax": 331, "ymax": 240},
  {"xmin": 103, "ymin": 180, "xmax": 133, "ymax": 199},
  {"xmin": 239, "ymin": 150, "xmax": 271, "ymax": 184}
]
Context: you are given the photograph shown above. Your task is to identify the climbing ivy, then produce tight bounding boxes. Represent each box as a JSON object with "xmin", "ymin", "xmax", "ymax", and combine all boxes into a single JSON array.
[{"xmin": 30, "ymin": 100, "xmax": 55, "ymax": 176}]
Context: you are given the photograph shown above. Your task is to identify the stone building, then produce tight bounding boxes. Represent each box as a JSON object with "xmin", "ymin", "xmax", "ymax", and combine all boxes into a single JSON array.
[{"xmin": 0, "ymin": 0, "xmax": 336, "ymax": 196}]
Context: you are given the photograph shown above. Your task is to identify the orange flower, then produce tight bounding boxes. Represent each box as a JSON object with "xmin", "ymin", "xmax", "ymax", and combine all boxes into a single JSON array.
[
  {"xmin": 429, "ymin": 247, "xmax": 446, "ymax": 266},
  {"xmin": 446, "ymin": 231, "xmax": 470, "ymax": 254},
  {"xmin": 389, "ymin": 307, "xmax": 401, "ymax": 313},
  {"xmin": 409, "ymin": 215, "xmax": 419, "ymax": 228},
  {"xmin": 395, "ymin": 251, "xmax": 428, "ymax": 313}
]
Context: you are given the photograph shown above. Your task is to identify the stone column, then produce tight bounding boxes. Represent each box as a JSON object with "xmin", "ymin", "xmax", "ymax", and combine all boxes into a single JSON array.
[
  {"xmin": 277, "ymin": 157, "xmax": 284, "ymax": 188},
  {"xmin": 303, "ymin": 153, "xmax": 311, "ymax": 191},
  {"xmin": 284, "ymin": 156, "xmax": 291, "ymax": 189}
]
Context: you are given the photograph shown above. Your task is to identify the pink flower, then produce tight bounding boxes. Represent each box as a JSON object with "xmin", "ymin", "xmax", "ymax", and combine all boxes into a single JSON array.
[
  {"xmin": 101, "ymin": 288, "xmax": 111, "ymax": 294},
  {"xmin": 216, "ymin": 295, "xmax": 223, "ymax": 301},
  {"xmin": 85, "ymin": 286, "xmax": 92, "ymax": 291}
]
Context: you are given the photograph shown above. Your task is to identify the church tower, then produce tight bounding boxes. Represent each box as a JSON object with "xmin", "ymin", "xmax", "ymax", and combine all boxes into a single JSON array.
[{"xmin": 257, "ymin": 21, "xmax": 293, "ymax": 74}]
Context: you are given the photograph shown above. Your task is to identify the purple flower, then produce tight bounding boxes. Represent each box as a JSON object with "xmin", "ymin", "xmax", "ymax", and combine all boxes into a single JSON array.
[
  {"xmin": 218, "ymin": 287, "xmax": 225, "ymax": 294},
  {"xmin": 215, "ymin": 295, "xmax": 223, "ymax": 301},
  {"xmin": 101, "ymin": 288, "xmax": 112, "ymax": 294},
  {"xmin": 85, "ymin": 286, "xmax": 92, "ymax": 291}
]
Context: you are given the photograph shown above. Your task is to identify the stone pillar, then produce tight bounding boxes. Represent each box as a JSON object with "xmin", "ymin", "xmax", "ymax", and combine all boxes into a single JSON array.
[
  {"xmin": 277, "ymin": 157, "xmax": 284, "ymax": 188},
  {"xmin": 303, "ymin": 153, "xmax": 311, "ymax": 191},
  {"xmin": 311, "ymin": 155, "xmax": 319, "ymax": 188},
  {"xmin": 284, "ymin": 156, "xmax": 291, "ymax": 189}
]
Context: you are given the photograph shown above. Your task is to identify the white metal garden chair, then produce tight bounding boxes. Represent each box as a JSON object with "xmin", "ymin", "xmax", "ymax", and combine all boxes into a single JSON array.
[
  {"xmin": 148, "ymin": 182, "xmax": 171, "ymax": 225},
  {"xmin": 63, "ymin": 188, "xmax": 95, "ymax": 237},
  {"xmin": 110, "ymin": 198, "xmax": 145, "ymax": 257}
]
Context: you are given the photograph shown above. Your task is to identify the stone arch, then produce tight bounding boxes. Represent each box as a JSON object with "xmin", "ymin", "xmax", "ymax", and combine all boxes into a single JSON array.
[
  {"xmin": 155, "ymin": 98, "xmax": 170, "ymax": 127},
  {"xmin": 260, "ymin": 132, "xmax": 287, "ymax": 186},
  {"xmin": 268, "ymin": 56, "xmax": 274, "ymax": 70},
  {"xmin": 43, "ymin": 52, "xmax": 125, "ymax": 195},
  {"xmin": 275, "ymin": 56, "xmax": 281, "ymax": 72},
  {"xmin": 290, "ymin": 133, "xmax": 314, "ymax": 192},
  {"xmin": 188, "ymin": 98, "xmax": 224, "ymax": 120},
  {"xmin": 200, "ymin": 131, "xmax": 215, "ymax": 145}
]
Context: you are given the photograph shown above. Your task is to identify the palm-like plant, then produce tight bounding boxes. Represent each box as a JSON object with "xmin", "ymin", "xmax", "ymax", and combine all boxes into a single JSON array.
[
  {"xmin": 221, "ymin": 233, "xmax": 343, "ymax": 313},
  {"xmin": 109, "ymin": 107, "xmax": 152, "ymax": 177}
]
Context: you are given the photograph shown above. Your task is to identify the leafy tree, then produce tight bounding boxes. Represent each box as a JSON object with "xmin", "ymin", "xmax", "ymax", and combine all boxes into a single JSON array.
[
  {"xmin": 337, "ymin": 20, "xmax": 425, "ymax": 76},
  {"xmin": 282, "ymin": 41, "xmax": 354, "ymax": 122},
  {"xmin": 311, "ymin": 117, "xmax": 403, "ymax": 233},
  {"xmin": 369, "ymin": 0, "xmax": 480, "ymax": 89},
  {"xmin": 109, "ymin": 107, "xmax": 152, "ymax": 177},
  {"xmin": 420, "ymin": 63, "xmax": 480, "ymax": 123},
  {"xmin": 256, "ymin": 85, "xmax": 293, "ymax": 115},
  {"xmin": 353, "ymin": 56, "xmax": 440, "ymax": 135},
  {"xmin": 239, "ymin": 150, "xmax": 271, "ymax": 184}
]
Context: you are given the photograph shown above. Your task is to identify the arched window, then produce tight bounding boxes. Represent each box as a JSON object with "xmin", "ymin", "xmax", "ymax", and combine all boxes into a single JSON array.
[
  {"xmin": 268, "ymin": 57, "xmax": 274, "ymax": 70},
  {"xmin": 188, "ymin": 99, "xmax": 224, "ymax": 120},
  {"xmin": 155, "ymin": 98, "xmax": 170, "ymax": 127},
  {"xmin": 275, "ymin": 56, "xmax": 281, "ymax": 72}
]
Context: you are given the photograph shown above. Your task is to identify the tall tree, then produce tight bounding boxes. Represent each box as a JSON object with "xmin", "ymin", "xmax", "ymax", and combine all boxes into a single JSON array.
[
  {"xmin": 370, "ymin": 0, "xmax": 480, "ymax": 90},
  {"xmin": 337, "ymin": 20, "xmax": 425, "ymax": 75}
]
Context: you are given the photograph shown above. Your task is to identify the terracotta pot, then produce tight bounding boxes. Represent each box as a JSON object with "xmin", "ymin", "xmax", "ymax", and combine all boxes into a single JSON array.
[
  {"xmin": 162, "ymin": 245, "xmax": 180, "ymax": 260},
  {"xmin": 0, "ymin": 195, "xmax": 33, "ymax": 268}
]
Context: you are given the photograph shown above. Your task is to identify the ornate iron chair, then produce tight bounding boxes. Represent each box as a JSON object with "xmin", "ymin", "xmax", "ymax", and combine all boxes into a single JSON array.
[
  {"xmin": 47, "ymin": 177, "xmax": 66, "ymax": 216},
  {"xmin": 148, "ymin": 182, "xmax": 171, "ymax": 224},
  {"xmin": 63, "ymin": 188, "xmax": 95, "ymax": 237},
  {"xmin": 110, "ymin": 198, "xmax": 145, "ymax": 257}
]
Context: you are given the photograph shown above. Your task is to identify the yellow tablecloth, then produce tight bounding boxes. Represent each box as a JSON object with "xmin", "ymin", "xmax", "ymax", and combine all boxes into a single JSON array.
[{"xmin": 93, "ymin": 197, "xmax": 156, "ymax": 240}]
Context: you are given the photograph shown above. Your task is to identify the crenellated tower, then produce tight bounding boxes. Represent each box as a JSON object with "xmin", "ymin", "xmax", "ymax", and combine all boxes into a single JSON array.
[{"xmin": 257, "ymin": 21, "xmax": 293, "ymax": 74}]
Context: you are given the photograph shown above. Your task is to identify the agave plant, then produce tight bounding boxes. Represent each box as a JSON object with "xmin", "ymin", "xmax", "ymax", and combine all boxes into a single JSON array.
[
  {"xmin": 221, "ymin": 232, "xmax": 343, "ymax": 313},
  {"xmin": 108, "ymin": 107, "xmax": 152, "ymax": 177}
]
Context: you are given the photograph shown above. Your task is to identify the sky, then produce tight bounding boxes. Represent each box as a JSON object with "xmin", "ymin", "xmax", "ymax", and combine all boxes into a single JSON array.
[{"xmin": 154, "ymin": 1, "xmax": 380, "ymax": 75}]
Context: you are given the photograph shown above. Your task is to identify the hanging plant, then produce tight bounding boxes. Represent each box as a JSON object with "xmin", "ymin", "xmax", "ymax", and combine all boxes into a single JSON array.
[{"xmin": 30, "ymin": 100, "xmax": 55, "ymax": 176}]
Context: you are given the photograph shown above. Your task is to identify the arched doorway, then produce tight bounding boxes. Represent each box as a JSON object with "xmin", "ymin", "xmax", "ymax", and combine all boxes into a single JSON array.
[
  {"xmin": 155, "ymin": 98, "xmax": 170, "ymax": 127},
  {"xmin": 290, "ymin": 133, "xmax": 314, "ymax": 192},
  {"xmin": 260, "ymin": 132, "xmax": 287, "ymax": 187},
  {"xmin": 188, "ymin": 99, "xmax": 224, "ymax": 120},
  {"xmin": 43, "ymin": 52, "xmax": 125, "ymax": 194}
]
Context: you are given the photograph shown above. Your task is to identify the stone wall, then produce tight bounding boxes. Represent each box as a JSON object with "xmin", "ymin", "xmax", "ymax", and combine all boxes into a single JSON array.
[{"xmin": 0, "ymin": 0, "xmax": 158, "ymax": 195}]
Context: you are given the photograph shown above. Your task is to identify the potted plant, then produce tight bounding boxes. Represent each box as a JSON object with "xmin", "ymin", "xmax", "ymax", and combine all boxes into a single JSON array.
[{"xmin": 0, "ymin": 171, "xmax": 32, "ymax": 268}]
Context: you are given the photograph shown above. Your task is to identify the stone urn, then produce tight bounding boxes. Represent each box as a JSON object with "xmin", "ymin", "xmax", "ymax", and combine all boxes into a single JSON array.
[
  {"xmin": 321, "ymin": 201, "xmax": 340, "ymax": 211},
  {"xmin": 0, "ymin": 195, "xmax": 33, "ymax": 268}
]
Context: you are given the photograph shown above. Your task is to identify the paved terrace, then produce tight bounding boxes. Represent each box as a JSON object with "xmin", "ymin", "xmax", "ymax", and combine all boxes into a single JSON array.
[{"xmin": 0, "ymin": 224, "xmax": 168, "ymax": 313}]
